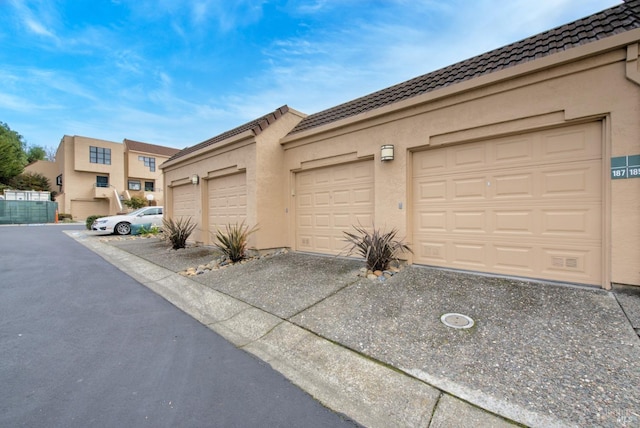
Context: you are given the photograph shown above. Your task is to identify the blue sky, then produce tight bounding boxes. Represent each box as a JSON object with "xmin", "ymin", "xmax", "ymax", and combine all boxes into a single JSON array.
[{"xmin": 1, "ymin": 0, "xmax": 622, "ymax": 151}]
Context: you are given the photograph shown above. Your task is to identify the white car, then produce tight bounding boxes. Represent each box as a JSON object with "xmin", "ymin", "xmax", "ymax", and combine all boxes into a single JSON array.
[{"xmin": 91, "ymin": 206, "xmax": 164, "ymax": 235}]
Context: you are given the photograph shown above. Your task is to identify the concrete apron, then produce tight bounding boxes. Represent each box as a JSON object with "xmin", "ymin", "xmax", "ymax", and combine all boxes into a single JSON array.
[{"xmin": 67, "ymin": 231, "xmax": 640, "ymax": 428}]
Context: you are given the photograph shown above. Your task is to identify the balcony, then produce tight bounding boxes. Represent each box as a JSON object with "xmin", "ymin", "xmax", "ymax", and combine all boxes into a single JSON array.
[{"xmin": 94, "ymin": 183, "xmax": 111, "ymax": 198}]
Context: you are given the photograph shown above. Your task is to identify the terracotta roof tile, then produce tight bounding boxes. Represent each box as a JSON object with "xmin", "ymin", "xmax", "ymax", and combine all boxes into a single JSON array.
[
  {"xmin": 123, "ymin": 139, "xmax": 180, "ymax": 157},
  {"xmin": 165, "ymin": 105, "xmax": 290, "ymax": 163},
  {"xmin": 290, "ymin": 0, "xmax": 640, "ymax": 135}
]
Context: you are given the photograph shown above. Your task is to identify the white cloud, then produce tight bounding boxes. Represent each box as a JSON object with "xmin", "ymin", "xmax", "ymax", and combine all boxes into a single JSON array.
[{"xmin": 24, "ymin": 17, "xmax": 56, "ymax": 38}]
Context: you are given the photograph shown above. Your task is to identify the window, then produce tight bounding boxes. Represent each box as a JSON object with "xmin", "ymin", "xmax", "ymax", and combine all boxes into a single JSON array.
[
  {"xmin": 96, "ymin": 176, "xmax": 109, "ymax": 188},
  {"xmin": 143, "ymin": 208, "xmax": 161, "ymax": 216},
  {"xmin": 138, "ymin": 156, "xmax": 156, "ymax": 172},
  {"xmin": 56, "ymin": 175, "xmax": 62, "ymax": 186},
  {"xmin": 144, "ymin": 181, "xmax": 154, "ymax": 191},
  {"xmin": 128, "ymin": 180, "xmax": 141, "ymax": 191},
  {"xmin": 90, "ymin": 146, "xmax": 111, "ymax": 165}
]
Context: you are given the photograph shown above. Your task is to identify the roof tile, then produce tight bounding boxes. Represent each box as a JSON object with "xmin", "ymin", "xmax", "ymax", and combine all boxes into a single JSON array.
[{"xmin": 123, "ymin": 139, "xmax": 180, "ymax": 157}]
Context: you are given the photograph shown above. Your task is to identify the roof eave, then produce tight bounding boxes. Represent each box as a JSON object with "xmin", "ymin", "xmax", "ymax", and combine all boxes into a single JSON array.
[
  {"xmin": 160, "ymin": 129, "xmax": 256, "ymax": 170},
  {"xmin": 282, "ymin": 28, "xmax": 640, "ymax": 145}
]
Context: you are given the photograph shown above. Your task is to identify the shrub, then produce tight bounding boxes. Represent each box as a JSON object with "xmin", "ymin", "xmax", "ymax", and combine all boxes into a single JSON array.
[
  {"xmin": 138, "ymin": 224, "xmax": 160, "ymax": 236},
  {"xmin": 123, "ymin": 196, "xmax": 147, "ymax": 210},
  {"xmin": 213, "ymin": 221, "xmax": 258, "ymax": 263},
  {"xmin": 163, "ymin": 217, "xmax": 197, "ymax": 249},
  {"xmin": 85, "ymin": 215, "xmax": 100, "ymax": 230},
  {"xmin": 342, "ymin": 225, "xmax": 413, "ymax": 272}
]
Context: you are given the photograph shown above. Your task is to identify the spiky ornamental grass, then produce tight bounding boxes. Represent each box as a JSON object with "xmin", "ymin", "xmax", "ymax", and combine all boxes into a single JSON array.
[
  {"xmin": 213, "ymin": 221, "xmax": 258, "ymax": 263},
  {"xmin": 342, "ymin": 225, "xmax": 413, "ymax": 272},
  {"xmin": 162, "ymin": 216, "xmax": 197, "ymax": 250}
]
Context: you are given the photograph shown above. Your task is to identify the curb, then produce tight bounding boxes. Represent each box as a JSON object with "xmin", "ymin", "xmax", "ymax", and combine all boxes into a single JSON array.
[{"xmin": 67, "ymin": 231, "xmax": 524, "ymax": 427}]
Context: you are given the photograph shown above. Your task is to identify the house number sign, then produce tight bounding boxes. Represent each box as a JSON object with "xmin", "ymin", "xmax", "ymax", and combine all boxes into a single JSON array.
[{"xmin": 611, "ymin": 155, "xmax": 640, "ymax": 179}]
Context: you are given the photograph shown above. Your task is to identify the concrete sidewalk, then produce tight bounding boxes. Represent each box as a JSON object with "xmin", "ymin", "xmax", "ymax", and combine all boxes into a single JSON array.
[{"xmin": 68, "ymin": 232, "xmax": 640, "ymax": 428}]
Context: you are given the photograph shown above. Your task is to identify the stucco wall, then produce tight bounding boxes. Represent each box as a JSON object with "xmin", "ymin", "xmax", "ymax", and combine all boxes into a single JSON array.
[
  {"xmin": 162, "ymin": 110, "xmax": 304, "ymax": 246},
  {"xmin": 125, "ymin": 150, "xmax": 172, "ymax": 206}
]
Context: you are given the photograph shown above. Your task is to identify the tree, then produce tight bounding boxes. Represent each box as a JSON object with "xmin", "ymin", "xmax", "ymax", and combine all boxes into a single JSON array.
[
  {"xmin": 8, "ymin": 172, "xmax": 51, "ymax": 192},
  {"xmin": 26, "ymin": 146, "xmax": 47, "ymax": 163},
  {"xmin": 122, "ymin": 196, "xmax": 147, "ymax": 209},
  {"xmin": 45, "ymin": 146, "xmax": 57, "ymax": 162},
  {"xmin": 0, "ymin": 122, "xmax": 27, "ymax": 183}
]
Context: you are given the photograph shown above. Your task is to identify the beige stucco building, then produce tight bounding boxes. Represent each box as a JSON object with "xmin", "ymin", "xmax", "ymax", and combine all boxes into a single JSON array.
[
  {"xmin": 26, "ymin": 136, "xmax": 179, "ymax": 220},
  {"xmin": 163, "ymin": 1, "xmax": 640, "ymax": 289},
  {"xmin": 161, "ymin": 106, "xmax": 306, "ymax": 247}
]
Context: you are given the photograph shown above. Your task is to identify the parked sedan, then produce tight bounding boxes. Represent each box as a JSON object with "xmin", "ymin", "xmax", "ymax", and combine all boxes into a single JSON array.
[{"xmin": 91, "ymin": 206, "xmax": 164, "ymax": 235}]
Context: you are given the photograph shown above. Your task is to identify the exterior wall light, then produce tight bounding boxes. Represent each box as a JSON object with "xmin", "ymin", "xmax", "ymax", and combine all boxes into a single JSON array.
[
  {"xmin": 380, "ymin": 145, "xmax": 394, "ymax": 161},
  {"xmin": 191, "ymin": 174, "xmax": 199, "ymax": 185}
]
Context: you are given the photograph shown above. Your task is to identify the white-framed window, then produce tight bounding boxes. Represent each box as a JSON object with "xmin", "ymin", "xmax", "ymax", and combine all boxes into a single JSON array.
[{"xmin": 128, "ymin": 180, "xmax": 141, "ymax": 191}]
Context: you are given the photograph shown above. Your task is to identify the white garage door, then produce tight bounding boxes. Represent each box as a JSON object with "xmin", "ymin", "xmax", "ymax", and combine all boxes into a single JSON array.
[
  {"xmin": 296, "ymin": 161, "xmax": 374, "ymax": 255},
  {"xmin": 171, "ymin": 184, "xmax": 196, "ymax": 220},
  {"xmin": 208, "ymin": 172, "xmax": 247, "ymax": 234},
  {"xmin": 71, "ymin": 200, "xmax": 109, "ymax": 220},
  {"xmin": 412, "ymin": 122, "xmax": 602, "ymax": 286}
]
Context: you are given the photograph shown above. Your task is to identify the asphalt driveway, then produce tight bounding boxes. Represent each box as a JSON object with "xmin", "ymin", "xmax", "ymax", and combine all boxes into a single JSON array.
[{"xmin": 0, "ymin": 226, "xmax": 360, "ymax": 428}]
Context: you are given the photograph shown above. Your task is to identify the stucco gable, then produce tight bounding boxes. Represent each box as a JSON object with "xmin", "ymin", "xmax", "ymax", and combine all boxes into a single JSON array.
[
  {"xmin": 165, "ymin": 105, "xmax": 292, "ymax": 164},
  {"xmin": 289, "ymin": 0, "xmax": 640, "ymax": 135}
]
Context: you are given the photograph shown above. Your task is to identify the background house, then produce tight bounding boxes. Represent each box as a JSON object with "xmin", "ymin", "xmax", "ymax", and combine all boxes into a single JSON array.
[{"xmin": 26, "ymin": 135, "xmax": 179, "ymax": 220}]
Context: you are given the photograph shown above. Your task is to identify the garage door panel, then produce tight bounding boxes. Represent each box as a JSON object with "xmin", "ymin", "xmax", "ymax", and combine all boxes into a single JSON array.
[
  {"xmin": 540, "ymin": 162, "xmax": 600, "ymax": 197},
  {"xmin": 495, "ymin": 138, "xmax": 534, "ymax": 163},
  {"xmin": 452, "ymin": 211, "xmax": 486, "ymax": 233},
  {"xmin": 493, "ymin": 173, "xmax": 534, "ymax": 198},
  {"xmin": 542, "ymin": 246, "xmax": 597, "ymax": 281},
  {"xmin": 453, "ymin": 178, "xmax": 487, "ymax": 199},
  {"xmin": 419, "ymin": 181, "xmax": 447, "ymax": 201},
  {"xmin": 315, "ymin": 192, "xmax": 331, "ymax": 206},
  {"xmin": 417, "ymin": 150, "xmax": 447, "ymax": 173},
  {"xmin": 208, "ymin": 172, "xmax": 247, "ymax": 233},
  {"xmin": 453, "ymin": 145, "xmax": 487, "ymax": 168},
  {"xmin": 316, "ymin": 214, "xmax": 330, "ymax": 227},
  {"xmin": 353, "ymin": 213, "xmax": 373, "ymax": 226},
  {"xmin": 494, "ymin": 210, "xmax": 534, "ymax": 234},
  {"xmin": 453, "ymin": 242, "xmax": 487, "ymax": 267},
  {"xmin": 413, "ymin": 122, "xmax": 602, "ymax": 286},
  {"xmin": 296, "ymin": 161, "xmax": 374, "ymax": 255},
  {"xmin": 420, "ymin": 211, "xmax": 447, "ymax": 232},
  {"xmin": 494, "ymin": 245, "xmax": 535, "ymax": 272},
  {"xmin": 540, "ymin": 126, "xmax": 600, "ymax": 160},
  {"xmin": 334, "ymin": 214, "xmax": 352, "ymax": 228},
  {"xmin": 541, "ymin": 205, "xmax": 600, "ymax": 237},
  {"xmin": 418, "ymin": 241, "xmax": 447, "ymax": 260},
  {"xmin": 172, "ymin": 184, "xmax": 195, "ymax": 219}
]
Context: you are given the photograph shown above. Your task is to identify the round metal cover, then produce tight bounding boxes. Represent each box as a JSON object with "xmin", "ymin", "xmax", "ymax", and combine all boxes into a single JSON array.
[{"xmin": 441, "ymin": 313, "xmax": 474, "ymax": 329}]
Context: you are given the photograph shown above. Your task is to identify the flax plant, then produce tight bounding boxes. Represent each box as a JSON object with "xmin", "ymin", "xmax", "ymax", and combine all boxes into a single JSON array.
[
  {"xmin": 213, "ymin": 221, "xmax": 258, "ymax": 263},
  {"xmin": 343, "ymin": 225, "xmax": 412, "ymax": 272},
  {"xmin": 163, "ymin": 217, "xmax": 197, "ymax": 249}
]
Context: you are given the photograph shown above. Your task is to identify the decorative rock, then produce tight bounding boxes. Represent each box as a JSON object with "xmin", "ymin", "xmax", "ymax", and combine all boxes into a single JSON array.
[
  {"xmin": 374, "ymin": 270, "xmax": 383, "ymax": 277},
  {"xmin": 367, "ymin": 273, "xmax": 378, "ymax": 280}
]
